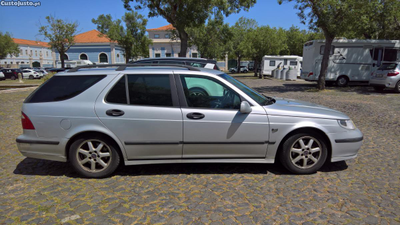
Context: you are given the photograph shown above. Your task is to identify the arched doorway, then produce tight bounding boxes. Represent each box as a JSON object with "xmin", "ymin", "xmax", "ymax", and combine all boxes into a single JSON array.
[
  {"xmin": 32, "ymin": 61, "xmax": 41, "ymax": 67},
  {"xmin": 80, "ymin": 53, "xmax": 88, "ymax": 60},
  {"xmin": 99, "ymin": 53, "xmax": 108, "ymax": 63}
]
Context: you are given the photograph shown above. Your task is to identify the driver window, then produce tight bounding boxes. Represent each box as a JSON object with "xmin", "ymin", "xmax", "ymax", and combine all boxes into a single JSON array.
[{"xmin": 180, "ymin": 75, "xmax": 241, "ymax": 109}]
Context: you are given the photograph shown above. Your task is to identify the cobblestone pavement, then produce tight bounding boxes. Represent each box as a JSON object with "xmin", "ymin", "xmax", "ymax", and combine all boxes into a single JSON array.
[{"xmin": 0, "ymin": 76, "xmax": 399, "ymax": 224}]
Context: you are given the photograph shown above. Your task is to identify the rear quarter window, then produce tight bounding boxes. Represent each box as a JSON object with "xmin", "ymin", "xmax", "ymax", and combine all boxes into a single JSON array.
[{"xmin": 25, "ymin": 75, "xmax": 105, "ymax": 103}]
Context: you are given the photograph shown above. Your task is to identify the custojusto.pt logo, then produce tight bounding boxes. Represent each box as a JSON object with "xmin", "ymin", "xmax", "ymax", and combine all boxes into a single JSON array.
[{"xmin": 1, "ymin": 0, "xmax": 41, "ymax": 7}]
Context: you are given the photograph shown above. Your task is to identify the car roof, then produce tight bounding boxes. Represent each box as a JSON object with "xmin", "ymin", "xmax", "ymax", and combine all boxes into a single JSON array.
[
  {"xmin": 54, "ymin": 65, "xmax": 225, "ymax": 77},
  {"xmin": 134, "ymin": 57, "xmax": 216, "ymax": 63}
]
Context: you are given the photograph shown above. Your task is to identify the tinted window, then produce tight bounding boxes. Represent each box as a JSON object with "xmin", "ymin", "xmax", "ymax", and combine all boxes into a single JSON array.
[
  {"xmin": 290, "ymin": 61, "xmax": 298, "ymax": 66},
  {"xmin": 25, "ymin": 75, "xmax": 105, "ymax": 103},
  {"xmin": 378, "ymin": 63, "xmax": 398, "ymax": 71},
  {"xmin": 180, "ymin": 75, "xmax": 241, "ymax": 109},
  {"xmin": 383, "ymin": 48, "xmax": 397, "ymax": 61},
  {"xmin": 127, "ymin": 75, "xmax": 172, "ymax": 107},
  {"xmin": 269, "ymin": 61, "xmax": 275, "ymax": 66},
  {"xmin": 106, "ymin": 76, "xmax": 127, "ymax": 104}
]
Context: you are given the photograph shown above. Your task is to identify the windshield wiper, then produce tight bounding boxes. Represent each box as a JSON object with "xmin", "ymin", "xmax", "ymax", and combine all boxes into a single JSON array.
[{"xmin": 261, "ymin": 94, "xmax": 276, "ymax": 105}]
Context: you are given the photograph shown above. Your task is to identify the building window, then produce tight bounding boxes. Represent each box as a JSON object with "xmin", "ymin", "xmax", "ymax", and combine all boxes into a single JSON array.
[
  {"xmin": 99, "ymin": 53, "xmax": 108, "ymax": 63},
  {"xmin": 30, "ymin": 50, "xmax": 32, "ymax": 56},
  {"xmin": 192, "ymin": 53, "xmax": 198, "ymax": 58},
  {"xmin": 25, "ymin": 50, "xmax": 28, "ymax": 55},
  {"xmin": 80, "ymin": 53, "xmax": 88, "ymax": 60},
  {"xmin": 21, "ymin": 62, "xmax": 25, "ymax": 64},
  {"xmin": 10, "ymin": 62, "xmax": 13, "ymax": 64},
  {"xmin": 117, "ymin": 54, "xmax": 120, "ymax": 59},
  {"xmin": 20, "ymin": 49, "xmax": 23, "ymax": 55},
  {"xmin": 166, "ymin": 53, "xmax": 171, "ymax": 57},
  {"xmin": 35, "ymin": 50, "xmax": 37, "ymax": 56},
  {"xmin": 155, "ymin": 53, "xmax": 161, "ymax": 58},
  {"xmin": 154, "ymin": 34, "xmax": 160, "ymax": 38},
  {"xmin": 165, "ymin": 34, "xmax": 170, "ymax": 38},
  {"xmin": 46, "ymin": 51, "xmax": 49, "ymax": 57}
]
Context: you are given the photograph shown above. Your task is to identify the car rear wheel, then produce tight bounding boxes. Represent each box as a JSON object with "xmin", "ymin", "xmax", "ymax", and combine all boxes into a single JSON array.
[
  {"xmin": 336, "ymin": 76, "xmax": 349, "ymax": 87},
  {"xmin": 279, "ymin": 132, "xmax": 328, "ymax": 174},
  {"xmin": 29, "ymin": 75, "xmax": 34, "ymax": 79},
  {"xmin": 69, "ymin": 135, "xmax": 120, "ymax": 178},
  {"xmin": 11, "ymin": 75, "xmax": 16, "ymax": 80},
  {"xmin": 395, "ymin": 81, "xmax": 400, "ymax": 93}
]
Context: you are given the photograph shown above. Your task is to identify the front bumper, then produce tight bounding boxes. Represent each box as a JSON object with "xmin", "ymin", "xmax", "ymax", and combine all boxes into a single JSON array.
[{"xmin": 330, "ymin": 128, "xmax": 363, "ymax": 162}]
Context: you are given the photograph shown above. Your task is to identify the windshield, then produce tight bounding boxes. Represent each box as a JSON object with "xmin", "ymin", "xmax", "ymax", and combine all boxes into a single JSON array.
[{"xmin": 219, "ymin": 73, "xmax": 275, "ymax": 105}]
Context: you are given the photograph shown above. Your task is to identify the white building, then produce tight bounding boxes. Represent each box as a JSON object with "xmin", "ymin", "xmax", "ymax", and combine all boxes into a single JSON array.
[{"xmin": 147, "ymin": 24, "xmax": 199, "ymax": 58}]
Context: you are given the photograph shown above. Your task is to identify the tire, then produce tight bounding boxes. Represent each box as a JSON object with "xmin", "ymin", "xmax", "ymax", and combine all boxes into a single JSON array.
[
  {"xmin": 11, "ymin": 75, "xmax": 16, "ymax": 80},
  {"xmin": 395, "ymin": 81, "xmax": 400, "ymax": 93},
  {"xmin": 69, "ymin": 135, "xmax": 120, "ymax": 178},
  {"xmin": 336, "ymin": 76, "xmax": 349, "ymax": 87},
  {"xmin": 189, "ymin": 87, "xmax": 209, "ymax": 97},
  {"xmin": 29, "ymin": 75, "xmax": 34, "ymax": 79},
  {"xmin": 279, "ymin": 132, "xmax": 328, "ymax": 174},
  {"xmin": 373, "ymin": 86, "xmax": 385, "ymax": 92}
]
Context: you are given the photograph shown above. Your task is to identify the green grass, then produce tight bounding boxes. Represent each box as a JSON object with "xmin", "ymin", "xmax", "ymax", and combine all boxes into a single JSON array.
[{"xmin": 0, "ymin": 72, "xmax": 54, "ymax": 85}]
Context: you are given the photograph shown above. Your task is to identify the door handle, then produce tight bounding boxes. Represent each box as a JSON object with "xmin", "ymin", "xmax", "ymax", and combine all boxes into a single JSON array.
[
  {"xmin": 187, "ymin": 112, "xmax": 205, "ymax": 120},
  {"xmin": 106, "ymin": 109, "xmax": 125, "ymax": 117}
]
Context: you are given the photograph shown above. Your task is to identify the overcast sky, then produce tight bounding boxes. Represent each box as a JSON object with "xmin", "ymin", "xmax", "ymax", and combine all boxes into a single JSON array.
[{"xmin": 0, "ymin": 0, "xmax": 308, "ymax": 41}]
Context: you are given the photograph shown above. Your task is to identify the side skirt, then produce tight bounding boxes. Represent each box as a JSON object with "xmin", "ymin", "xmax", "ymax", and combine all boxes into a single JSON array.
[{"xmin": 124, "ymin": 158, "xmax": 275, "ymax": 166}]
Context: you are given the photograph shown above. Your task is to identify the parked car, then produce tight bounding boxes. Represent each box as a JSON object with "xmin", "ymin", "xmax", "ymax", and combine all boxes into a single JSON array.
[
  {"xmin": 229, "ymin": 66, "xmax": 249, "ymax": 73},
  {"xmin": 22, "ymin": 69, "xmax": 43, "ymax": 79},
  {"xmin": 369, "ymin": 62, "xmax": 400, "ymax": 93},
  {"xmin": 1, "ymin": 69, "xmax": 23, "ymax": 80},
  {"xmin": 16, "ymin": 64, "xmax": 363, "ymax": 178},
  {"xmin": 34, "ymin": 68, "xmax": 48, "ymax": 76},
  {"xmin": 0, "ymin": 71, "xmax": 5, "ymax": 80},
  {"xmin": 131, "ymin": 57, "xmax": 220, "ymax": 70}
]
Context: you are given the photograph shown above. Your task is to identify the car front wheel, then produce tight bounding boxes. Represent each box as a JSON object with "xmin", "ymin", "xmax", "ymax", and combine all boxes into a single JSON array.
[
  {"xmin": 280, "ymin": 132, "xmax": 328, "ymax": 174},
  {"xmin": 69, "ymin": 135, "xmax": 120, "ymax": 178},
  {"xmin": 395, "ymin": 81, "xmax": 400, "ymax": 93}
]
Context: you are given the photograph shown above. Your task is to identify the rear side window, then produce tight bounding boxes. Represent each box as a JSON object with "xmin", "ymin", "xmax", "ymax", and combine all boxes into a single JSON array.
[
  {"xmin": 128, "ymin": 75, "xmax": 173, "ymax": 107},
  {"xmin": 378, "ymin": 63, "xmax": 398, "ymax": 71},
  {"xmin": 269, "ymin": 61, "xmax": 275, "ymax": 66},
  {"xmin": 106, "ymin": 76, "xmax": 127, "ymax": 104},
  {"xmin": 25, "ymin": 75, "xmax": 105, "ymax": 103}
]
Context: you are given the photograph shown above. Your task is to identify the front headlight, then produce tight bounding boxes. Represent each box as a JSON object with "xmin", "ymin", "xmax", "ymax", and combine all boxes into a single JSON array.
[{"xmin": 337, "ymin": 119, "xmax": 356, "ymax": 130}]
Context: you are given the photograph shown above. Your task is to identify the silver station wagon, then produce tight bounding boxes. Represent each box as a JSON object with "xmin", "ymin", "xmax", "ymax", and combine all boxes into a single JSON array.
[{"xmin": 17, "ymin": 64, "xmax": 363, "ymax": 178}]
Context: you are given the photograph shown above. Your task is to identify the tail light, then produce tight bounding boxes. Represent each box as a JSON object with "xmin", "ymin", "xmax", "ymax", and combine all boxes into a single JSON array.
[
  {"xmin": 213, "ymin": 65, "xmax": 217, "ymax": 70},
  {"xmin": 21, "ymin": 112, "xmax": 35, "ymax": 130},
  {"xmin": 308, "ymin": 72, "xmax": 313, "ymax": 77},
  {"xmin": 387, "ymin": 72, "xmax": 399, "ymax": 77}
]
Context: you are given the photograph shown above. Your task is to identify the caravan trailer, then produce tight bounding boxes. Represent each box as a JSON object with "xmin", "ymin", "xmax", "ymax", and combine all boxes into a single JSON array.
[
  {"xmin": 261, "ymin": 55, "xmax": 303, "ymax": 77},
  {"xmin": 301, "ymin": 39, "xmax": 400, "ymax": 86},
  {"xmin": 56, "ymin": 60, "xmax": 94, "ymax": 68}
]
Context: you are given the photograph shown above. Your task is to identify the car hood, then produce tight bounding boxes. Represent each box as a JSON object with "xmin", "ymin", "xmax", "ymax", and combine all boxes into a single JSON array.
[{"xmin": 263, "ymin": 97, "xmax": 350, "ymax": 120}]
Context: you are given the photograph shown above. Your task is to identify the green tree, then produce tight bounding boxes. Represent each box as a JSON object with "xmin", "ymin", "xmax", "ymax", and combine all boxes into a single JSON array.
[
  {"xmin": 123, "ymin": 0, "xmax": 256, "ymax": 57},
  {"xmin": 279, "ymin": 0, "xmax": 358, "ymax": 90},
  {"xmin": 0, "ymin": 32, "xmax": 19, "ymax": 60},
  {"xmin": 187, "ymin": 13, "xmax": 232, "ymax": 59},
  {"xmin": 39, "ymin": 15, "xmax": 78, "ymax": 68},
  {"xmin": 244, "ymin": 26, "xmax": 287, "ymax": 77},
  {"xmin": 228, "ymin": 17, "xmax": 258, "ymax": 73},
  {"xmin": 284, "ymin": 26, "xmax": 324, "ymax": 56},
  {"xmin": 92, "ymin": 11, "xmax": 152, "ymax": 63}
]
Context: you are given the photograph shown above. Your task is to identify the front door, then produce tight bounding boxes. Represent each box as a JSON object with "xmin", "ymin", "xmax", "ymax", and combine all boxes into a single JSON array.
[
  {"xmin": 178, "ymin": 74, "xmax": 269, "ymax": 158},
  {"xmin": 95, "ymin": 74, "xmax": 183, "ymax": 159}
]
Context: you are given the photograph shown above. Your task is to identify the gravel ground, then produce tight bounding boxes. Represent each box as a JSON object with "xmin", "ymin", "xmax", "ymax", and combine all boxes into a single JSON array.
[{"xmin": 0, "ymin": 76, "xmax": 399, "ymax": 224}]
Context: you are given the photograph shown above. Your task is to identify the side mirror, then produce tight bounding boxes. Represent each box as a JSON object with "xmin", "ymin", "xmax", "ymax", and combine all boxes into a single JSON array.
[{"xmin": 240, "ymin": 101, "xmax": 252, "ymax": 114}]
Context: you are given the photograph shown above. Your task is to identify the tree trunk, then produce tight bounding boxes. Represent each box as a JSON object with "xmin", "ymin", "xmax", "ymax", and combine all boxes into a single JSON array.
[
  {"xmin": 179, "ymin": 30, "xmax": 188, "ymax": 57},
  {"xmin": 60, "ymin": 50, "xmax": 65, "ymax": 69},
  {"xmin": 318, "ymin": 35, "xmax": 334, "ymax": 90},
  {"xmin": 237, "ymin": 56, "xmax": 241, "ymax": 74},
  {"xmin": 254, "ymin": 60, "xmax": 258, "ymax": 77}
]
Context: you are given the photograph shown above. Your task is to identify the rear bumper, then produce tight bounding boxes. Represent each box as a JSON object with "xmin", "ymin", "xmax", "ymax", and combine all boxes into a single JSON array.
[
  {"xmin": 16, "ymin": 136, "xmax": 67, "ymax": 162},
  {"xmin": 369, "ymin": 78, "xmax": 398, "ymax": 88}
]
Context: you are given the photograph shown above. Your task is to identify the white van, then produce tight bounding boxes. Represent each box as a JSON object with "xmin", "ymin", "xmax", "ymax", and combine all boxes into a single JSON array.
[
  {"xmin": 261, "ymin": 55, "xmax": 303, "ymax": 77},
  {"xmin": 301, "ymin": 39, "xmax": 400, "ymax": 86},
  {"xmin": 56, "ymin": 60, "xmax": 94, "ymax": 68}
]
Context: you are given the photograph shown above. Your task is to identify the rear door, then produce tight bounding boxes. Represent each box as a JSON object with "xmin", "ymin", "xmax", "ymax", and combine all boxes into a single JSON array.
[{"xmin": 95, "ymin": 73, "xmax": 183, "ymax": 159}]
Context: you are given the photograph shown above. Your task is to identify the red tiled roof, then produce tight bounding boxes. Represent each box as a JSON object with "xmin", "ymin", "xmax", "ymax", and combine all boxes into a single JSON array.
[
  {"xmin": 74, "ymin": 30, "xmax": 115, "ymax": 43},
  {"xmin": 147, "ymin": 24, "xmax": 176, "ymax": 31},
  {"xmin": 12, "ymin": 38, "xmax": 49, "ymax": 48}
]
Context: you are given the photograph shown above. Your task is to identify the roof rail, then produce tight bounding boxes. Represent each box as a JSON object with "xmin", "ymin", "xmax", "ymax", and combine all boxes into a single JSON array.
[{"xmin": 67, "ymin": 63, "xmax": 201, "ymax": 72}]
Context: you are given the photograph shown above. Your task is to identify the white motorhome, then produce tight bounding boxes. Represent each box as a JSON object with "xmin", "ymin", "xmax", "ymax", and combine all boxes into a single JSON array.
[
  {"xmin": 301, "ymin": 39, "xmax": 400, "ymax": 86},
  {"xmin": 56, "ymin": 60, "xmax": 94, "ymax": 68},
  {"xmin": 261, "ymin": 55, "xmax": 303, "ymax": 77}
]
